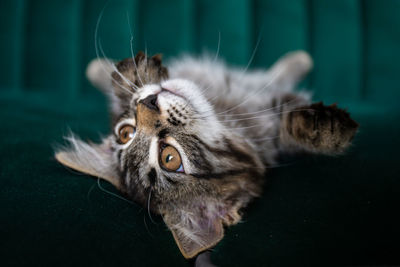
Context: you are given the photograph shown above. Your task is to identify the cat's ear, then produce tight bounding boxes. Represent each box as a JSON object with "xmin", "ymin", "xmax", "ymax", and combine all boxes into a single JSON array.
[
  {"xmin": 86, "ymin": 52, "xmax": 168, "ymax": 119},
  {"xmin": 162, "ymin": 200, "xmax": 226, "ymax": 259},
  {"xmin": 86, "ymin": 52, "xmax": 168, "ymax": 98},
  {"xmin": 54, "ymin": 134, "xmax": 120, "ymax": 189},
  {"xmin": 110, "ymin": 52, "xmax": 168, "ymax": 97},
  {"xmin": 86, "ymin": 57, "xmax": 136, "ymax": 117}
]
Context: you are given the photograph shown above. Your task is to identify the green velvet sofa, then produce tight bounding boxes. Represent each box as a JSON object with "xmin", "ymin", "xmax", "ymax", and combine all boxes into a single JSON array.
[{"xmin": 1, "ymin": 0, "xmax": 399, "ymax": 266}]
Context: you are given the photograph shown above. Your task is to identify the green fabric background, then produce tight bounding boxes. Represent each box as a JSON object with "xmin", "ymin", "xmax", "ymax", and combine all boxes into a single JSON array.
[{"xmin": 1, "ymin": 0, "xmax": 399, "ymax": 266}]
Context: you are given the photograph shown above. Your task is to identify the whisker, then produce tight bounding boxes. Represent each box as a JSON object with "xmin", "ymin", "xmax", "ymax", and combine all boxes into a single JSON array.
[
  {"xmin": 86, "ymin": 181, "xmax": 96, "ymax": 201},
  {"xmin": 191, "ymin": 62, "xmax": 286, "ymax": 119},
  {"xmin": 250, "ymin": 135, "xmax": 280, "ymax": 142},
  {"xmin": 98, "ymin": 40, "xmax": 139, "ymax": 92},
  {"xmin": 198, "ymin": 31, "xmax": 222, "ymax": 97},
  {"xmin": 213, "ymin": 31, "xmax": 221, "ymax": 63},
  {"xmin": 144, "ymin": 44, "xmax": 149, "ymax": 82},
  {"xmin": 214, "ymin": 64, "xmax": 286, "ymax": 116},
  {"xmin": 222, "ymin": 108, "xmax": 313, "ymax": 130},
  {"xmin": 126, "ymin": 12, "xmax": 145, "ymax": 87},
  {"xmin": 238, "ymin": 30, "xmax": 262, "ymax": 80},
  {"xmin": 217, "ymin": 106, "xmax": 310, "ymax": 123},
  {"xmin": 98, "ymin": 42, "xmax": 137, "ymax": 94},
  {"xmin": 204, "ymin": 30, "xmax": 262, "ymax": 105},
  {"xmin": 94, "ymin": 6, "xmax": 136, "ymax": 95},
  {"xmin": 130, "ymin": 36, "xmax": 144, "ymax": 87},
  {"xmin": 220, "ymin": 97, "xmax": 301, "ymax": 117},
  {"xmin": 192, "ymin": 95, "xmax": 303, "ymax": 121},
  {"xmin": 143, "ymin": 214, "xmax": 155, "ymax": 238},
  {"xmin": 96, "ymin": 178, "xmax": 135, "ymax": 205},
  {"xmin": 147, "ymin": 189, "xmax": 156, "ymax": 224}
]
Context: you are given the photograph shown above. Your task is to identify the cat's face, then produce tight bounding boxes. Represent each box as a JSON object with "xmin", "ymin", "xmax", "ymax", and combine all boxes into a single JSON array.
[
  {"xmin": 115, "ymin": 79, "xmax": 223, "ymax": 199},
  {"xmin": 56, "ymin": 54, "xmax": 264, "ymax": 258},
  {"xmin": 114, "ymin": 77, "xmax": 263, "ymax": 202},
  {"xmin": 113, "ymin": 78, "xmax": 265, "ymax": 257}
]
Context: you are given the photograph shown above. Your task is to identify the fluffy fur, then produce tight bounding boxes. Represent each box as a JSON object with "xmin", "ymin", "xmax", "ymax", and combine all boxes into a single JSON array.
[{"xmin": 55, "ymin": 51, "xmax": 358, "ymax": 259}]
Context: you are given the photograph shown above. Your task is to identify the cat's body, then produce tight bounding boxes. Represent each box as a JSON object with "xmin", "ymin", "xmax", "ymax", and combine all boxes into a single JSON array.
[
  {"xmin": 56, "ymin": 51, "xmax": 358, "ymax": 259},
  {"xmin": 168, "ymin": 53, "xmax": 311, "ymax": 164}
]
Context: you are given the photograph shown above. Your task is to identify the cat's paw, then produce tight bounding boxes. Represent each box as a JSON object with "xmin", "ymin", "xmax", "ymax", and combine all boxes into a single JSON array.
[
  {"xmin": 285, "ymin": 102, "xmax": 359, "ymax": 154},
  {"xmin": 112, "ymin": 52, "xmax": 169, "ymax": 89}
]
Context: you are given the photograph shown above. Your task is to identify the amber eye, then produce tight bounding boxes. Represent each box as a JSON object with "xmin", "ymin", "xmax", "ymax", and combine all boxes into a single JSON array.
[
  {"xmin": 118, "ymin": 125, "xmax": 135, "ymax": 144},
  {"xmin": 160, "ymin": 145, "xmax": 184, "ymax": 172}
]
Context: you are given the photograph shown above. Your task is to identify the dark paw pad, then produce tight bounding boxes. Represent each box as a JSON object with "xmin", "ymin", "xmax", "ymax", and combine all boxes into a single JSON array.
[{"xmin": 287, "ymin": 102, "xmax": 359, "ymax": 153}]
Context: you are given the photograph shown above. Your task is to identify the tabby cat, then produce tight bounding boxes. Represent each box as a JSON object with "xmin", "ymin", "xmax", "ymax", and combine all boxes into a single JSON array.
[{"xmin": 55, "ymin": 51, "xmax": 358, "ymax": 259}]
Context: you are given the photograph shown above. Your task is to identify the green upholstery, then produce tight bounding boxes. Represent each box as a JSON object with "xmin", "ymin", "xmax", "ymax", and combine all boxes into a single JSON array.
[{"xmin": 1, "ymin": 0, "xmax": 399, "ymax": 266}]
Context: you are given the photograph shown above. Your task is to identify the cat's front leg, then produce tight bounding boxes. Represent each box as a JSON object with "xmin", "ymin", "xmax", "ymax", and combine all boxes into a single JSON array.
[
  {"xmin": 280, "ymin": 102, "xmax": 359, "ymax": 154},
  {"xmin": 264, "ymin": 50, "xmax": 313, "ymax": 90}
]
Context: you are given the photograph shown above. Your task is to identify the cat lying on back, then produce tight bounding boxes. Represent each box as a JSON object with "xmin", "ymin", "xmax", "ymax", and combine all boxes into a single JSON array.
[{"xmin": 55, "ymin": 51, "xmax": 358, "ymax": 259}]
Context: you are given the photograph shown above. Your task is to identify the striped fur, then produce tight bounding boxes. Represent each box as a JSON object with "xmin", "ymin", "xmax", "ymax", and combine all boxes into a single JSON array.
[{"xmin": 55, "ymin": 51, "xmax": 358, "ymax": 259}]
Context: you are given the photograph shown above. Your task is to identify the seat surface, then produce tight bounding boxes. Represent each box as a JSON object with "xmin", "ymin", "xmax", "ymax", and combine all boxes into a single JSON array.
[
  {"xmin": 1, "ymin": 91, "xmax": 399, "ymax": 266},
  {"xmin": 1, "ymin": 0, "xmax": 400, "ymax": 265}
]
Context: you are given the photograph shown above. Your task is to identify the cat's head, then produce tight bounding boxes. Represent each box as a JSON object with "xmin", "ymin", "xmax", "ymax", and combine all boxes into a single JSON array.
[{"xmin": 55, "ymin": 52, "xmax": 264, "ymax": 258}]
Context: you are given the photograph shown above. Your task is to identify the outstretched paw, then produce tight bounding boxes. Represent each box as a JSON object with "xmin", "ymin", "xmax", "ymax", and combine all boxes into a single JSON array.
[
  {"xmin": 112, "ymin": 51, "xmax": 169, "ymax": 90},
  {"xmin": 285, "ymin": 102, "xmax": 359, "ymax": 154}
]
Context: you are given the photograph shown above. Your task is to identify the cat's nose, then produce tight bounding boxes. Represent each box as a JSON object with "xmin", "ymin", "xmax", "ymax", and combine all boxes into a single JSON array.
[{"xmin": 139, "ymin": 94, "xmax": 159, "ymax": 111}]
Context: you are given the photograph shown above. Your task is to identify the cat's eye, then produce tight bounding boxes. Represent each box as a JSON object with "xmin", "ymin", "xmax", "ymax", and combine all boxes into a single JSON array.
[
  {"xmin": 160, "ymin": 145, "xmax": 184, "ymax": 172},
  {"xmin": 118, "ymin": 125, "xmax": 136, "ymax": 144}
]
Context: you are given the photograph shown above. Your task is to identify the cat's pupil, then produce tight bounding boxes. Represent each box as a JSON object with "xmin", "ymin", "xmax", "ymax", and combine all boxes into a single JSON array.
[{"xmin": 166, "ymin": 154, "xmax": 173, "ymax": 163}]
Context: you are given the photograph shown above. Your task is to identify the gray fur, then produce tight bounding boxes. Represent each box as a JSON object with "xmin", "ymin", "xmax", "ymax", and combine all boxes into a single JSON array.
[{"xmin": 55, "ymin": 51, "xmax": 358, "ymax": 259}]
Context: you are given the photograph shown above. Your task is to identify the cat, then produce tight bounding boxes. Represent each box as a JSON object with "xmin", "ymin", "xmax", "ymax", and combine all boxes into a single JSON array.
[{"xmin": 55, "ymin": 50, "xmax": 358, "ymax": 259}]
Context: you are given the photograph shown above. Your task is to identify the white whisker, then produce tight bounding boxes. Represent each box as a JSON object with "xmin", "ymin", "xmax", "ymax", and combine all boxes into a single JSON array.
[
  {"xmin": 222, "ymin": 109, "xmax": 313, "ymax": 130},
  {"xmin": 215, "ymin": 64, "xmax": 286, "ymax": 116},
  {"xmin": 250, "ymin": 135, "xmax": 280, "ymax": 142},
  {"xmin": 192, "ymin": 95, "xmax": 304, "ymax": 122},
  {"xmin": 130, "ymin": 36, "xmax": 144, "ymax": 87},
  {"xmin": 94, "ymin": 6, "xmax": 136, "ymax": 95},
  {"xmin": 144, "ymin": 44, "xmax": 149, "ymax": 82},
  {"xmin": 126, "ymin": 12, "xmax": 145, "ymax": 87},
  {"xmin": 98, "ymin": 40, "xmax": 139, "ymax": 92},
  {"xmin": 205, "ymin": 30, "xmax": 262, "ymax": 105},
  {"xmin": 238, "ymin": 31, "xmax": 262, "ymax": 80},
  {"xmin": 198, "ymin": 31, "xmax": 222, "ymax": 97}
]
